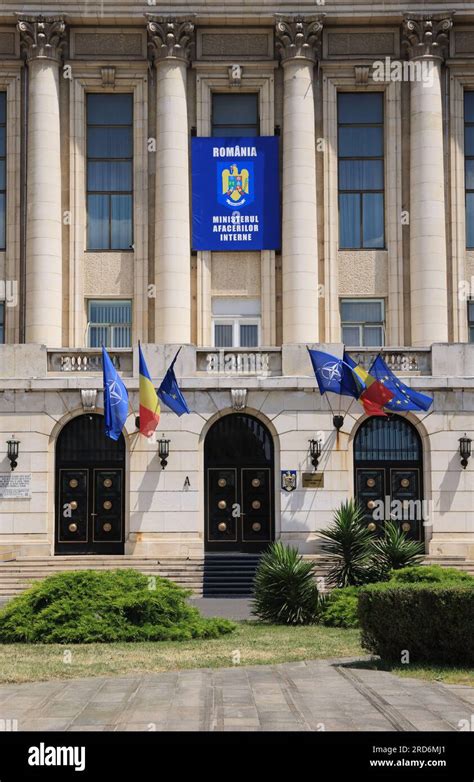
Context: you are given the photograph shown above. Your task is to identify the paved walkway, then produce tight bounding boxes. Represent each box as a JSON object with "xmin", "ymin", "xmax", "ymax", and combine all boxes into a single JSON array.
[{"xmin": 1, "ymin": 659, "xmax": 473, "ymax": 731}]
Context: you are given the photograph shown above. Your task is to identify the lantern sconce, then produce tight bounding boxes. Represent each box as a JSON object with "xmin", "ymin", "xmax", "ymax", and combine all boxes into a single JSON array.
[
  {"xmin": 333, "ymin": 415, "xmax": 344, "ymax": 431},
  {"xmin": 459, "ymin": 434, "xmax": 472, "ymax": 469},
  {"xmin": 158, "ymin": 435, "xmax": 170, "ymax": 470},
  {"xmin": 7, "ymin": 437, "xmax": 20, "ymax": 472},
  {"xmin": 308, "ymin": 438, "xmax": 322, "ymax": 471}
]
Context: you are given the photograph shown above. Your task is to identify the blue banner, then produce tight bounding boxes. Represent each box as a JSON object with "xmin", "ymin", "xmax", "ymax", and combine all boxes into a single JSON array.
[{"xmin": 191, "ymin": 136, "xmax": 280, "ymax": 251}]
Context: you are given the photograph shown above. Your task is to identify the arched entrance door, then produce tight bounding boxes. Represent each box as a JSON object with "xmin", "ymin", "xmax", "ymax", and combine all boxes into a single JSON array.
[
  {"xmin": 55, "ymin": 414, "xmax": 125, "ymax": 554},
  {"xmin": 354, "ymin": 415, "xmax": 423, "ymax": 541},
  {"xmin": 204, "ymin": 413, "xmax": 275, "ymax": 552}
]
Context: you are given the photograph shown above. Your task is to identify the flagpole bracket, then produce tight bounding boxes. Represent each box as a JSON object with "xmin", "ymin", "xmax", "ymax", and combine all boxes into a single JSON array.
[
  {"xmin": 135, "ymin": 416, "xmax": 140, "ymax": 430},
  {"xmin": 333, "ymin": 415, "xmax": 344, "ymax": 431}
]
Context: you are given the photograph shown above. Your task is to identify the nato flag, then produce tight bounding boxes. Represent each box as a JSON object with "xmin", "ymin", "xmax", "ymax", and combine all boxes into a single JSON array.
[
  {"xmin": 369, "ymin": 355, "xmax": 432, "ymax": 412},
  {"xmin": 102, "ymin": 346, "xmax": 129, "ymax": 440},
  {"xmin": 158, "ymin": 348, "xmax": 190, "ymax": 417},
  {"xmin": 307, "ymin": 348, "xmax": 364, "ymax": 399}
]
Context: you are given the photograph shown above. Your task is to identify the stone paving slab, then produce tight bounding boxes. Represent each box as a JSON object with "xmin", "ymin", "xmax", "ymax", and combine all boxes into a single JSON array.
[{"xmin": 0, "ymin": 659, "xmax": 472, "ymax": 732}]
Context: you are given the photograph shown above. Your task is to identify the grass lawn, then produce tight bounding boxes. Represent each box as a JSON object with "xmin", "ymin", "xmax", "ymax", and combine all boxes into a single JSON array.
[
  {"xmin": 350, "ymin": 658, "xmax": 474, "ymax": 687},
  {"xmin": 0, "ymin": 623, "xmax": 363, "ymax": 684}
]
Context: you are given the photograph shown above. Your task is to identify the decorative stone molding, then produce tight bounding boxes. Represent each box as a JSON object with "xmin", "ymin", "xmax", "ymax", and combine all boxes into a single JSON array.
[
  {"xmin": 274, "ymin": 15, "xmax": 324, "ymax": 64},
  {"xmin": 147, "ymin": 16, "xmax": 195, "ymax": 63},
  {"xmin": 231, "ymin": 388, "xmax": 247, "ymax": 411},
  {"xmin": 402, "ymin": 13, "xmax": 453, "ymax": 61},
  {"xmin": 101, "ymin": 66, "xmax": 115, "ymax": 87},
  {"xmin": 17, "ymin": 15, "xmax": 66, "ymax": 62},
  {"xmin": 81, "ymin": 389, "xmax": 97, "ymax": 412},
  {"xmin": 354, "ymin": 65, "xmax": 370, "ymax": 85}
]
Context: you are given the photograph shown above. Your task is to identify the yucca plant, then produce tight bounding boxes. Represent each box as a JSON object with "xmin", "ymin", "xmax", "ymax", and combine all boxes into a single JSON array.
[
  {"xmin": 252, "ymin": 542, "xmax": 319, "ymax": 624},
  {"xmin": 370, "ymin": 521, "xmax": 425, "ymax": 576},
  {"xmin": 318, "ymin": 499, "xmax": 374, "ymax": 587}
]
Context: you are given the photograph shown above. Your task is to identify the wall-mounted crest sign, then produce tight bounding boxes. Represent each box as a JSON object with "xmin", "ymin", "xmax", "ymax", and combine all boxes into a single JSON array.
[
  {"xmin": 191, "ymin": 136, "xmax": 280, "ymax": 251},
  {"xmin": 281, "ymin": 470, "xmax": 297, "ymax": 492}
]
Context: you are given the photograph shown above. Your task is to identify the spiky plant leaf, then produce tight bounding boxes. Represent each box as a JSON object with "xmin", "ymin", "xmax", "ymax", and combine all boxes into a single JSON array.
[
  {"xmin": 251, "ymin": 542, "xmax": 319, "ymax": 624},
  {"xmin": 318, "ymin": 499, "xmax": 375, "ymax": 587},
  {"xmin": 370, "ymin": 521, "xmax": 425, "ymax": 575}
]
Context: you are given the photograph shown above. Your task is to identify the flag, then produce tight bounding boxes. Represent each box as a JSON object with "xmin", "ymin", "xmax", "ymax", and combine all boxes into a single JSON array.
[
  {"xmin": 139, "ymin": 344, "xmax": 160, "ymax": 436},
  {"xmin": 369, "ymin": 355, "xmax": 433, "ymax": 412},
  {"xmin": 158, "ymin": 348, "xmax": 190, "ymax": 417},
  {"xmin": 102, "ymin": 346, "xmax": 129, "ymax": 441},
  {"xmin": 307, "ymin": 348, "xmax": 365, "ymax": 399},
  {"xmin": 344, "ymin": 352, "xmax": 394, "ymax": 417}
]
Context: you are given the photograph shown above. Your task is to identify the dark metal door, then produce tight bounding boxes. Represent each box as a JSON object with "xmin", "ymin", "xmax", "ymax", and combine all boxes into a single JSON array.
[
  {"xmin": 354, "ymin": 416, "xmax": 423, "ymax": 541},
  {"xmin": 55, "ymin": 415, "xmax": 125, "ymax": 554},
  {"xmin": 205, "ymin": 414, "xmax": 274, "ymax": 552}
]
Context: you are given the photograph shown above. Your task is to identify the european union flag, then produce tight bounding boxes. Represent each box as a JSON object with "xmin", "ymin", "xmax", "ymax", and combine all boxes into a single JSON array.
[
  {"xmin": 158, "ymin": 348, "xmax": 190, "ymax": 417},
  {"xmin": 369, "ymin": 355, "xmax": 432, "ymax": 411},
  {"xmin": 102, "ymin": 346, "xmax": 129, "ymax": 440},
  {"xmin": 307, "ymin": 348, "xmax": 365, "ymax": 399}
]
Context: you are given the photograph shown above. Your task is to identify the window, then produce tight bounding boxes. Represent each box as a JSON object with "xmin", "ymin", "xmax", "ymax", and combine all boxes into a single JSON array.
[
  {"xmin": 211, "ymin": 93, "xmax": 259, "ymax": 137},
  {"xmin": 87, "ymin": 94, "xmax": 133, "ymax": 250},
  {"xmin": 212, "ymin": 297, "xmax": 260, "ymax": 347},
  {"xmin": 0, "ymin": 93, "xmax": 6, "ymax": 250},
  {"xmin": 87, "ymin": 300, "xmax": 132, "ymax": 348},
  {"xmin": 338, "ymin": 93, "xmax": 384, "ymax": 249},
  {"xmin": 469, "ymin": 300, "xmax": 474, "ymax": 343},
  {"xmin": 341, "ymin": 299, "xmax": 385, "ymax": 346},
  {"xmin": 465, "ymin": 92, "xmax": 474, "ymax": 248},
  {"xmin": 0, "ymin": 302, "xmax": 4, "ymax": 343}
]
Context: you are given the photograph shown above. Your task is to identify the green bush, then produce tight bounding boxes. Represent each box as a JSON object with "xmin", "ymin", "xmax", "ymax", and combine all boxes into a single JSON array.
[
  {"xmin": 318, "ymin": 499, "xmax": 375, "ymax": 587},
  {"xmin": 252, "ymin": 542, "xmax": 319, "ymax": 624},
  {"xmin": 370, "ymin": 521, "xmax": 424, "ymax": 576},
  {"xmin": 358, "ymin": 581, "xmax": 474, "ymax": 665},
  {"xmin": 318, "ymin": 587, "xmax": 359, "ymax": 628},
  {"xmin": 0, "ymin": 569, "xmax": 235, "ymax": 644},
  {"xmin": 389, "ymin": 564, "xmax": 474, "ymax": 584}
]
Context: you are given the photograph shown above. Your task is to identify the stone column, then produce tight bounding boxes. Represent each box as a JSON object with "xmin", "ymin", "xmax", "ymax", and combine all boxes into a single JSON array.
[
  {"xmin": 147, "ymin": 17, "xmax": 194, "ymax": 345},
  {"xmin": 18, "ymin": 16, "xmax": 65, "ymax": 347},
  {"xmin": 275, "ymin": 16, "xmax": 322, "ymax": 344},
  {"xmin": 402, "ymin": 13, "xmax": 453, "ymax": 347}
]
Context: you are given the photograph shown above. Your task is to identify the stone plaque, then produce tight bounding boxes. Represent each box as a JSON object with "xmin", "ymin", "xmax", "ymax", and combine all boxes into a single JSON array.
[
  {"xmin": 0, "ymin": 473, "xmax": 32, "ymax": 499},
  {"xmin": 302, "ymin": 472, "xmax": 324, "ymax": 489},
  {"xmin": 327, "ymin": 32, "xmax": 396, "ymax": 57}
]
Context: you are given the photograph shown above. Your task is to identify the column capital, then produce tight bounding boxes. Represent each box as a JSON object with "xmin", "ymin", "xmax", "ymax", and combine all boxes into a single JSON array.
[
  {"xmin": 146, "ymin": 15, "xmax": 195, "ymax": 64},
  {"xmin": 17, "ymin": 15, "xmax": 66, "ymax": 63},
  {"xmin": 402, "ymin": 12, "xmax": 454, "ymax": 62},
  {"xmin": 275, "ymin": 14, "xmax": 324, "ymax": 64}
]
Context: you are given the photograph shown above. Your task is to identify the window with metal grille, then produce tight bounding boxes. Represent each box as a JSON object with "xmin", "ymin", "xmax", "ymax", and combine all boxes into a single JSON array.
[
  {"xmin": 338, "ymin": 92, "xmax": 385, "ymax": 249},
  {"xmin": 87, "ymin": 300, "xmax": 132, "ymax": 348},
  {"xmin": 86, "ymin": 94, "xmax": 133, "ymax": 250},
  {"xmin": 211, "ymin": 93, "xmax": 259, "ymax": 137},
  {"xmin": 468, "ymin": 300, "xmax": 474, "ymax": 343},
  {"xmin": 465, "ymin": 92, "xmax": 474, "ymax": 248},
  {"xmin": 341, "ymin": 299, "xmax": 385, "ymax": 347},
  {"xmin": 0, "ymin": 93, "xmax": 6, "ymax": 250}
]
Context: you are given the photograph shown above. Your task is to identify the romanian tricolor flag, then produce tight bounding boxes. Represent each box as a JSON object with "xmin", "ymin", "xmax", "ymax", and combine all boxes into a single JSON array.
[
  {"xmin": 139, "ymin": 344, "xmax": 160, "ymax": 436},
  {"xmin": 344, "ymin": 352, "xmax": 395, "ymax": 417}
]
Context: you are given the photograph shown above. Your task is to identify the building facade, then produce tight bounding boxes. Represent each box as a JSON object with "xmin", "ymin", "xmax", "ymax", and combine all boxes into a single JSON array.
[{"xmin": 0, "ymin": 1, "xmax": 473, "ymax": 567}]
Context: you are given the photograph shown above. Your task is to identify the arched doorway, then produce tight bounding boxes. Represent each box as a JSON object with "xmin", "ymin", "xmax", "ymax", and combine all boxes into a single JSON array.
[
  {"xmin": 204, "ymin": 413, "xmax": 275, "ymax": 552},
  {"xmin": 354, "ymin": 415, "xmax": 423, "ymax": 541},
  {"xmin": 55, "ymin": 414, "xmax": 125, "ymax": 554}
]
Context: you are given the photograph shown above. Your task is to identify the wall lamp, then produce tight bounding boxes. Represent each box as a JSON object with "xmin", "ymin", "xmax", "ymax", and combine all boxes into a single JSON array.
[
  {"xmin": 158, "ymin": 435, "xmax": 170, "ymax": 470},
  {"xmin": 459, "ymin": 434, "xmax": 472, "ymax": 469},
  {"xmin": 7, "ymin": 437, "xmax": 20, "ymax": 472},
  {"xmin": 333, "ymin": 415, "xmax": 344, "ymax": 431},
  {"xmin": 309, "ymin": 438, "xmax": 322, "ymax": 470}
]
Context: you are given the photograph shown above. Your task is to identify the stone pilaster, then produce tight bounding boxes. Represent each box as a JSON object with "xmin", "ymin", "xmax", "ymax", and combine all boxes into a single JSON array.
[
  {"xmin": 148, "ymin": 16, "xmax": 194, "ymax": 345},
  {"xmin": 402, "ymin": 13, "xmax": 453, "ymax": 346},
  {"xmin": 275, "ymin": 15, "xmax": 322, "ymax": 344},
  {"xmin": 18, "ymin": 15, "xmax": 65, "ymax": 347}
]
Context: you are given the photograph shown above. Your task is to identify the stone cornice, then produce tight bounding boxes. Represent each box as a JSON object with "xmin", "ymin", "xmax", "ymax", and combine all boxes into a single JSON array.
[
  {"xmin": 146, "ymin": 15, "xmax": 195, "ymax": 64},
  {"xmin": 402, "ymin": 12, "xmax": 454, "ymax": 61},
  {"xmin": 275, "ymin": 14, "xmax": 324, "ymax": 64},
  {"xmin": 17, "ymin": 15, "xmax": 66, "ymax": 63}
]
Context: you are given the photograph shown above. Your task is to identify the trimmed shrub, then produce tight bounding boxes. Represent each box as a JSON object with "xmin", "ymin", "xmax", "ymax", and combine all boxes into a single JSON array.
[
  {"xmin": 389, "ymin": 564, "xmax": 474, "ymax": 584},
  {"xmin": 318, "ymin": 587, "xmax": 359, "ymax": 628},
  {"xmin": 358, "ymin": 581, "xmax": 474, "ymax": 665},
  {"xmin": 0, "ymin": 569, "xmax": 235, "ymax": 644},
  {"xmin": 252, "ymin": 542, "xmax": 319, "ymax": 624}
]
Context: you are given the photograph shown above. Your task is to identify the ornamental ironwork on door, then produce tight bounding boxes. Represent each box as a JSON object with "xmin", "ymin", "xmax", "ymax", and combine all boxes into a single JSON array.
[
  {"xmin": 354, "ymin": 415, "xmax": 423, "ymax": 541},
  {"xmin": 204, "ymin": 414, "xmax": 274, "ymax": 552},
  {"xmin": 55, "ymin": 415, "xmax": 125, "ymax": 554}
]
